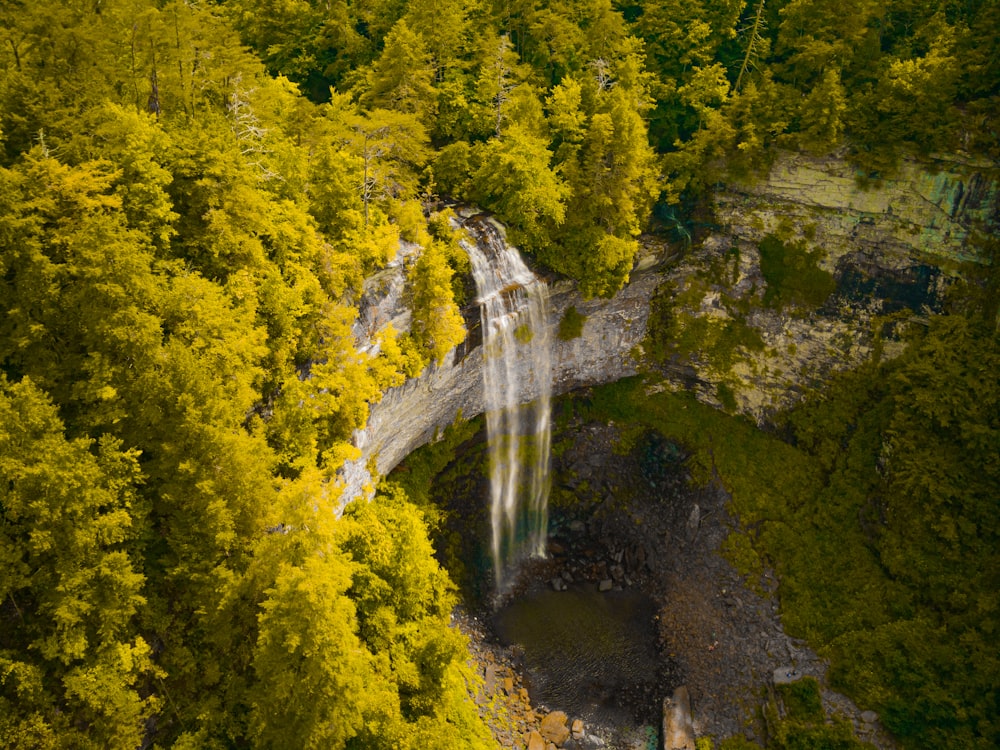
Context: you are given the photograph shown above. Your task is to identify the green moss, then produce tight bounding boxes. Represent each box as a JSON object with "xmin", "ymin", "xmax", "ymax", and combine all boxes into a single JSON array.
[
  {"xmin": 644, "ymin": 277, "xmax": 765, "ymax": 377},
  {"xmin": 384, "ymin": 415, "xmax": 481, "ymax": 522},
  {"xmin": 758, "ymin": 234, "xmax": 836, "ymax": 310},
  {"xmin": 719, "ymin": 736, "xmax": 761, "ymax": 749},
  {"xmin": 716, "ymin": 381, "xmax": 738, "ymax": 412},
  {"xmin": 514, "ymin": 323, "xmax": 533, "ymax": 343},
  {"xmin": 721, "ymin": 531, "xmax": 764, "ymax": 587},
  {"xmin": 558, "ymin": 305, "xmax": 587, "ymax": 341}
]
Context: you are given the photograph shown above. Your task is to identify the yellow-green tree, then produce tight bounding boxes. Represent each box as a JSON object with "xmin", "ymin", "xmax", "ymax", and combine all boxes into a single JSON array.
[
  {"xmin": 409, "ymin": 241, "xmax": 467, "ymax": 366},
  {"xmin": 0, "ymin": 376, "xmax": 152, "ymax": 748}
]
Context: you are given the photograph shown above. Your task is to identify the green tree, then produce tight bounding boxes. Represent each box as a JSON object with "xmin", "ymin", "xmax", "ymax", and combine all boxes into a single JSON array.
[
  {"xmin": 798, "ymin": 67, "xmax": 848, "ymax": 152},
  {"xmin": 851, "ymin": 22, "xmax": 961, "ymax": 158},
  {"xmin": 336, "ymin": 495, "xmax": 493, "ymax": 748},
  {"xmin": 0, "ymin": 376, "xmax": 151, "ymax": 748},
  {"xmin": 775, "ymin": 0, "xmax": 881, "ymax": 88},
  {"xmin": 471, "ymin": 124, "xmax": 569, "ymax": 253},
  {"xmin": 362, "ymin": 21, "xmax": 438, "ymax": 121},
  {"xmin": 249, "ymin": 554, "xmax": 380, "ymax": 749},
  {"xmin": 408, "ymin": 241, "xmax": 467, "ymax": 365},
  {"xmin": 548, "ymin": 84, "xmax": 658, "ymax": 296}
]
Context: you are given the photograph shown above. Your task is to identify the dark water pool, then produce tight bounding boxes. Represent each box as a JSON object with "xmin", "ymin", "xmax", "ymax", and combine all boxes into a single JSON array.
[{"xmin": 492, "ymin": 584, "xmax": 662, "ymax": 728}]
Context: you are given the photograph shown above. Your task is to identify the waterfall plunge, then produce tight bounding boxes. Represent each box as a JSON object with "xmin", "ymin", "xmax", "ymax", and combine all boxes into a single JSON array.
[{"xmin": 464, "ymin": 216, "xmax": 552, "ymax": 592}]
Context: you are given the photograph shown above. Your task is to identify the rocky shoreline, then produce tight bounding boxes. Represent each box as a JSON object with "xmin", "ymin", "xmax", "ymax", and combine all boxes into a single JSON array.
[{"xmin": 449, "ymin": 414, "xmax": 896, "ymax": 750}]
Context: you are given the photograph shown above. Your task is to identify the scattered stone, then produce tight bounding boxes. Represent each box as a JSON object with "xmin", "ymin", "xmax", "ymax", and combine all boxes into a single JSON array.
[
  {"xmin": 484, "ymin": 664, "xmax": 498, "ymax": 693},
  {"xmin": 599, "ymin": 579, "xmax": 614, "ymax": 592},
  {"xmin": 861, "ymin": 710, "xmax": 879, "ymax": 724},
  {"xmin": 610, "ymin": 564, "xmax": 625, "ymax": 581},
  {"xmin": 526, "ymin": 729, "xmax": 546, "ymax": 750},
  {"xmin": 663, "ymin": 686, "xmax": 696, "ymax": 750},
  {"xmin": 540, "ymin": 710, "xmax": 571, "ymax": 745},
  {"xmin": 686, "ymin": 504, "xmax": 701, "ymax": 538},
  {"xmin": 561, "ymin": 570, "xmax": 574, "ymax": 583},
  {"xmin": 571, "ymin": 718, "xmax": 585, "ymax": 740},
  {"xmin": 569, "ymin": 519, "xmax": 586, "ymax": 533},
  {"xmin": 551, "ymin": 577, "xmax": 567, "ymax": 591},
  {"xmin": 503, "ymin": 677, "xmax": 514, "ymax": 694}
]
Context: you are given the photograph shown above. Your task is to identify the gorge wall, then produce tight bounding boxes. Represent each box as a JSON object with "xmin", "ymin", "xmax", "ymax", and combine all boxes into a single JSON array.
[{"xmin": 337, "ymin": 152, "xmax": 998, "ymax": 509}]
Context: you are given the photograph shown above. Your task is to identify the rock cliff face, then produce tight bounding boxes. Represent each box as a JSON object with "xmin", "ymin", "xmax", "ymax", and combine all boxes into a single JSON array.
[
  {"xmin": 337, "ymin": 153, "xmax": 998, "ymax": 508},
  {"xmin": 338, "ymin": 217, "xmax": 662, "ymax": 508},
  {"xmin": 670, "ymin": 151, "xmax": 997, "ymax": 419},
  {"xmin": 718, "ymin": 151, "xmax": 997, "ymax": 264}
]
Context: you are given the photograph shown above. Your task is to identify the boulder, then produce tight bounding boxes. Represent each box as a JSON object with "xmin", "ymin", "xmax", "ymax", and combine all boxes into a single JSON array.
[
  {"xmin": 773, "ymin": 667, "xmax": 802, "ymax": 685},
  {"xmin": 662, "ymin": 686, "xmax": 695, "ymax": 750},
  {"xmin": 540, "ymin": 710, "xmax": 571, "ymax": 745},
  {"xmin": 527, "ymin": 730, "xmax": 546, "ymax": 750}
]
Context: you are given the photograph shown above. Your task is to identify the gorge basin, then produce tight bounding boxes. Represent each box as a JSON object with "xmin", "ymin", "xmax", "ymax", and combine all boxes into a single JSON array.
[{"xmin": 492, "ymin": 583, "xmax": 661, "ymax": 731}]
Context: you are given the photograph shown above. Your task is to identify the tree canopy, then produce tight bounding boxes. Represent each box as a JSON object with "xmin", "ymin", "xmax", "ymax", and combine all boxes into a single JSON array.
[{"xmin": 0, "ymin": 0, "xmax": 997, "ymax": 747}]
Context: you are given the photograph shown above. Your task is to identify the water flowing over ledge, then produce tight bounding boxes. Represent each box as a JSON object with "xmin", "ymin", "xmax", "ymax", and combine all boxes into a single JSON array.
[
  {"xmin": 465, "ymin": 216, "xmax": 552, "ymax": 591},
  {"xmin": 336, "ymin": 211, "xmax": 660, "ymax": 513}
]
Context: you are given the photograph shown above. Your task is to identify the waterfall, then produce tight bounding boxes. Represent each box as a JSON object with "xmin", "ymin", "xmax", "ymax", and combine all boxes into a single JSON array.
[{"xmin": 464, "ymin": 216, "xmax": 552, "ymax": 592}]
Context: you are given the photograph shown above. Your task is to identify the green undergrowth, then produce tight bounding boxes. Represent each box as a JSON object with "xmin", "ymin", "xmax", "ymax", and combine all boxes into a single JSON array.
[
  {"xmin": 644, "ymin": 278, "xmax": 765, "ymax": 385},
  {"xmin": 581, "ymin": 309, "xmax": 1000, "ymax": 750},
  {"xmin": 763, "ymin": 678, "xmax": 871, "ymax": 750},
  {"xmin": 712, "ymin": 678, "xmax": 871, "ymax": 750},
  {"xmin": 381, "ymin": 415, "xmax": 491, "ymax": 598},
  {"xmin": 778, "ymin": 678, "xmax": 825, "ymax": 724},
  {"xmin": 380, "ymin": 415, "xmax": 481, "ymax": 530}
]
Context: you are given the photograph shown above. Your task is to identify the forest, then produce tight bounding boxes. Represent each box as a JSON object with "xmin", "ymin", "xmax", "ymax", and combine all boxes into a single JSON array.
[{"xmin": 0, "ymin": 0, "xmax": 997, "ymax": 748}]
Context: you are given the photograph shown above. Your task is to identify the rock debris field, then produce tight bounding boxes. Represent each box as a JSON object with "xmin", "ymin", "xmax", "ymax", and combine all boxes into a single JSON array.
[{"xmin": 452, "ymin": 415, "xmax": 894, "ymax": 750}]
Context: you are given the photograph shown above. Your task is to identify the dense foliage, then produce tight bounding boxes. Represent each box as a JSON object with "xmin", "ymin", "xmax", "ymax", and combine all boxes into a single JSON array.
[
  {"xmin": 220, "ymin": 0, "xmax": 1000, "ymax": 295},
  {"xmin": 0, "ymin": 2, "xmax": 487, "ymax": 747},
  {"xmin": 1, "ymin": 0, "xmax": 997, "ymax": 747}
]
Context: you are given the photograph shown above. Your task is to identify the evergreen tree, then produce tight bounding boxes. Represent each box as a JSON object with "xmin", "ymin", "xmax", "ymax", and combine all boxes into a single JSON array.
[
  {"xmin": 408, "ymin": 241, "xmax": 467, "ymax": 366},
  {"xmin": 362, "ymin": 20, "xmax": 439, "ymax": 121},
  {"xmin": 471, "ymin": 124, "xmax": 570, "ymax": 254},
  {"xmin": 0, "ymin": 377, "xmax": 151, "ymax": 748}
]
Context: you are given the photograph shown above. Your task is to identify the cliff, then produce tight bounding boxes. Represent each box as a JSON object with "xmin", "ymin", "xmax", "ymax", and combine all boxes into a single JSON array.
[
  {"xmin": 338, "ymin": 215, "xmax": 662, "ymax": 507},
  {"xmin": 337, "ymin": 152, "xmax": 998, "ymax": 508},
  {"xmin": 672, "ymin": 150, "xmax": 998, "ymax": 418}
]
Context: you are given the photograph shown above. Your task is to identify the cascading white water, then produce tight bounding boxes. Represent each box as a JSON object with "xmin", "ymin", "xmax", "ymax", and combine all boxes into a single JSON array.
[{"xmin": 464, "ymin": 216, "xmax": 552, "ymax": 592}]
